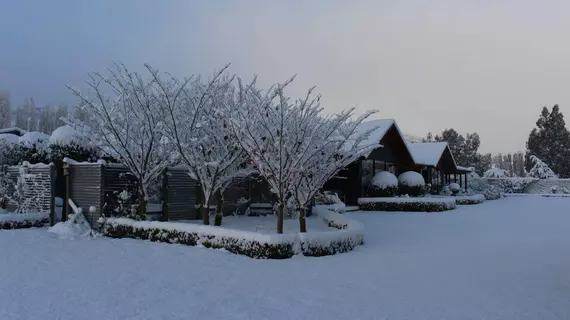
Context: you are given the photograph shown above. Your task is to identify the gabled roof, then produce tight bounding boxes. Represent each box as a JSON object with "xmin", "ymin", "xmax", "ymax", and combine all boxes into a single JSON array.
[
  {"xmin": 408, "ymin": 142, "xmax": 452, "ymax": 167},
  {"xmin": 343, "ymin": 119, "xmax": 392, "ymax": 154}
]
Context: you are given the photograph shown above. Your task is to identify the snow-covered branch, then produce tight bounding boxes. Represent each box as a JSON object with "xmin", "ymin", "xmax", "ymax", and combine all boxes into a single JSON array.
[{"xmin": 65, "ymin": 63, "xmax": 178, "ymax": 219}]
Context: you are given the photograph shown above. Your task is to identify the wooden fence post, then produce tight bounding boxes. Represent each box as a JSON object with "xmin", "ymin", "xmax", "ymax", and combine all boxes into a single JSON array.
[
  {"xmin": 63, "ymin": 163, "xmax": 70, "ymax": 222},
  {"xmin": 49, "ymin": 163, "xmax": 56, "ymax": 226},
  {"xmin": 161, "ymin": 167, "xmax": 169, "ymax": 221}
]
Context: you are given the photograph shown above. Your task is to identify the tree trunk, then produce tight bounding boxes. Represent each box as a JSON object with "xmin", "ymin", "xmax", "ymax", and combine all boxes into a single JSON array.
[
  {"xmin": 299, "ymin": 207, "xmax": 307, "ymax": 233},
  {"xmin": 201, "ymin": 204, "xmax": 210, "ymax": 225},
  {"xmin": 214, "ymin": 192, "xmax": 223, "ymax": 226},
  {"xmin": 276, "ymin": 202, "xmax": 284, "ymax": 234},
  {"xmin": 137, "ymin": 192, "xmax": 147, "ymax": 221}
]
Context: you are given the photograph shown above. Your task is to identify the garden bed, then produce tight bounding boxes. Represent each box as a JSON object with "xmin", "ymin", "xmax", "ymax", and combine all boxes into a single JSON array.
[
  {"xmin": 99, "ymin": 205, "xmax": 364, "ymax": 259},
  {"xmin": 454, "ymin": 194, "xmax": 486, "ymax": 205},
  {"xmin": 358, "ymin": 197, "xmax": 456, "ymax": 212},
  {"xmin": 0, "ymin": 212, "xmax": 49, "ymax": 229}
]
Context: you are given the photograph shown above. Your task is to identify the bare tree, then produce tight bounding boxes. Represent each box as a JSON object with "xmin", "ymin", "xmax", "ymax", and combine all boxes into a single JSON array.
[
  {"xmin": 231, "ymin": 78, "xmax": 378, "ymax": 233},
  {"xmin": 65, "ymin": 63, "xmax": 177, "ymax": 219},
  {"xmin": 157, "ymin": 65, "xmax": 251, "ymax": 226}
]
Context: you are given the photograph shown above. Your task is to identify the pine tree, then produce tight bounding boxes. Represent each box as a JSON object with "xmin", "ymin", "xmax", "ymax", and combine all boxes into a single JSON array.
[{"xmin": 525, "ymin": 105, "xmax": 570, "ymax": 177}]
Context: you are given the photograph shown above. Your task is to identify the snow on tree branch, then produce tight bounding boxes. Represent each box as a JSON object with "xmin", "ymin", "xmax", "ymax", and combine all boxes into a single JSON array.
[
  {"xmin": 65, "ymin": 63, "xmax": 179, "ymax": 218},
  {"xmin": 157, "ymin": 65, "xmax": 252, "ymax": 225},
  {"xmin": 528, "ymin": 155, "xmax": 559, "ymax": 179},
  {"xmin": 230, "ymin": 77, "xmax": 378, "ymax": 233}
]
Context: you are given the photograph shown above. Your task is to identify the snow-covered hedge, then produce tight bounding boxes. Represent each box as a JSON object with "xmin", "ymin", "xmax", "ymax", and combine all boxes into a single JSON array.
[
  {"xmin": 454, "ymin": 194, "xmax": 485, "ymax": 205},
  {"xmin": 485, "ymin": 178, "xmax": 537, "ymax": 194},
  {"xmin": 367, "ymin": 171, "xmax": 398, "ymax": 197},
  {"xmin": 0, "ymin": 212, "xmax": 49, "ymax": 229},
  {"xmin": 483, "ymin": 185, "xmax": 502, "ymax": 200},
  {"xmin": 397, "ymin": 171, "xmax": 425, "ymax": 197},
  {"xmin": 48, "ymin": 125, "xmax": 98, "ymax": 166},
  {"xmin": 99, "ymin": 205, "xmax": 364, "ymax": 259},
  {"xmin": 0, "ymin": 133, "xmax": 21, "ymax": 165},
  {"xmin": 483, "ymin": 168, "xmax": 512, "ymax": 178},
  {"xmin": 302, "ymin": 206, "xmax": 364, "ymax": 256},
  {"xmin": 358, "ymin": 197, "xmax": 456, "ymax": 212},
  {"xmin": 19, "ymin": 131, "xmax": 50, "ymax": 164}
]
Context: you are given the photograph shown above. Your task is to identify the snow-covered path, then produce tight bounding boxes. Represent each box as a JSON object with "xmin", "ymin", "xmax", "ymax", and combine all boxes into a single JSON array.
[{"xmin": 2, "ymin": 197, "xmax": 570, "ymax": 320}]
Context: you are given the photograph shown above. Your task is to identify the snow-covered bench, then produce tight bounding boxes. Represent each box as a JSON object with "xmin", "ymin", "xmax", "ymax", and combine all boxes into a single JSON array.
[{"xmin": 248, "ymin": 203, "xmax": 273, "ymax": 216}]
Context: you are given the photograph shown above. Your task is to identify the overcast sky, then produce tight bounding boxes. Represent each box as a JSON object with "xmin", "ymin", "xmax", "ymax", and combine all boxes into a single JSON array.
[{"xmin": 1, "ymin": 0, "xmax": 570, "ymax": 154}]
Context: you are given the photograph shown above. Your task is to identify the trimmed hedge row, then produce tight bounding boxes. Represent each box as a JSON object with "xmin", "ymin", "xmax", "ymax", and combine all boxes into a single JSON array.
[
  {"xmin": 0, "ymin": 212, "xmax": 49, "ymax": 230},
  {"xmin": 100, "ymin": 219, "xmax": 296, "ymax": 259},
  {"xmin": 100, "ymin": 207, "xmax": 365, "ymax": 259},
  {"xmin": 455, "ymin": 194, "xmax": 485, "ymax": 205},
  {"xmin": 358, "ymin": 197, "xmax": 456, "ymax": 212}
]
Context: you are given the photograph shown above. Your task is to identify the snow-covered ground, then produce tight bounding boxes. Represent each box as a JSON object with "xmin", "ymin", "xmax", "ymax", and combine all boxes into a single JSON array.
[
  {"xmin": 2, "ymin": 197, "xmax": 570, "ymax": 319},
  {"xmin": 181, "ymin": 215, "xmax": 333, "ymax": 234}
]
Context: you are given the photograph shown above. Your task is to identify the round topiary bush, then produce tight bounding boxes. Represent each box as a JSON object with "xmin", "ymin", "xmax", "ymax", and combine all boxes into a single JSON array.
[
  {"xmin": 449, "ymin": 182, "xmax": 461, "ymax": 195},
  {"xmin": 397, "ymin": 171, "xmax": 426, "ymax": 197},
  {"xmin": 367, "ymin": 171, "xmax": 398, "ymax": 197}
]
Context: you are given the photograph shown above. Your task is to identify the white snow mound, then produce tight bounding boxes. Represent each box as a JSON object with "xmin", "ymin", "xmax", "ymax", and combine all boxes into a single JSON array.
[
  {"xmin": 48, "ymin": 221, "xmax": 91, "ymax": 239},
  {"xmin": 19, "ymin": 131, "xmax": 50, "ymax": 150},
  {"xmin": 398, "ymin": 171, "xmax": 425, "ymax": 186},
  {"xmin": 371, "ymin": 171, "xmax": 398, "ymax": 188},
  {"xmin": 0, "ymin": 133, "xmax": 20, "ymax": 145},
  {"xmin": 49, "ymin": 125, "xmax": 90, "ymax": 148},
  {"xmin": 449, "ymin": 183, "xmax": 461, "ymax": 192}
]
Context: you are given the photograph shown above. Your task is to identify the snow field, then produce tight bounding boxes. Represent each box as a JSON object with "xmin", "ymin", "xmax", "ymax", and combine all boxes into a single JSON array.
[{"xmin": 1, "ymin": 197, "xmax": 570, "ymax": 319}]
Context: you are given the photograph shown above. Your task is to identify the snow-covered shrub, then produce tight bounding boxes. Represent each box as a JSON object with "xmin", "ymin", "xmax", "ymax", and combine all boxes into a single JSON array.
[
  {"xmin": 314, "ymin": 190, "xmax": 342, "ymax": 205},
  {"xmin": 0, "ymin": 133, "xmax": 21, "ymax": 165},
  {"xmin": 367, "ymin": 171, "xmax": 398, "ymax": 197},
  {"xmin": 48, "ymin": 125, "xmax": 97, "ymax": 167},
  {"xmin": 100, "ymin": 218, "xmax": 297, "ymax": 259},
  {"xmin": 527, "ymin": 155, "xmax": 558, "ymax": 179},
  {"xmin": 449, "ymin": 183, "xmax": 460, "ymax": 195},
  {"xmin": 483, "ymin": 167, "xmax": 512, "ymax": 178},
  {"xmin": 397, "ymin": 171, "xmax": 426, "ymax": 197},
  {"xmin": 301, "ymin": 206, "xmax": 364, "ymax": 256},
  {"xmin": 466, "ymin": 171, "xmax": 488, "ymax": 193},
  {"xmin": 455, "ymin": 194, "xmax": 485, "ymax": 205},
  {"xmin": 0, "ymin": 212, "xmax": 49, "ymax": 229},
  {"xmin": 0, "ymin": 171, "xmax": 12, "ymax": 209},
  {"xmin": 100, "ymin": 205, "xmax": 364, "ymax": 259},
  {"xmin": 19, "ymin": 131, "xmax": 50, "ymax": 164},
  {"xmin": 483, "ymin": 185, "xmax": 502, "ymax": 200},
  {"xmin": 104, "ymin": 188, "xmax": 140, "ymax": 220},
  {"xmin": 358, "ymin": 197, "xmax": 456, "ymax": 212},
  {"xmin": 485, "ymin": 177, "xmax": 536, "ymax": 194}
]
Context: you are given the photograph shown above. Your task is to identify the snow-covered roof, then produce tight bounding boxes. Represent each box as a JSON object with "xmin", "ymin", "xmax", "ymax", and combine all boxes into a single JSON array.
[
  {"xmin": 407, "ymin": 142, "xmax": 449, "ymax": 167},
  {"xmin": 455, "ymin": 165, "xmax": 473, "ymax": 172},
  {"xmin": 343, "ymin": 119, "xmax": 392, "ymax": 153}
]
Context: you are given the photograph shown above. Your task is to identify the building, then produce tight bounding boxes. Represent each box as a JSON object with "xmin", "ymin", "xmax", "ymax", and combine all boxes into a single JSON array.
[
  {"xmin": 324, "ymin": 119, "xmax": 416, "ymax": 205},
  {"xmin": 407, "ymin": 141, "xmax": 472, "ymax": 192}
]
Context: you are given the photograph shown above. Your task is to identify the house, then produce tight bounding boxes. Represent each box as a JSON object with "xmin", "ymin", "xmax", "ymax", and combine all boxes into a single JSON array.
[
  {"xmin": 407, "ymin": 141, "xmax": 472, "ymax": 191},
  {"xmin": 324, "ymin": 119, "xmax": 417, "ymax": 205}
]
